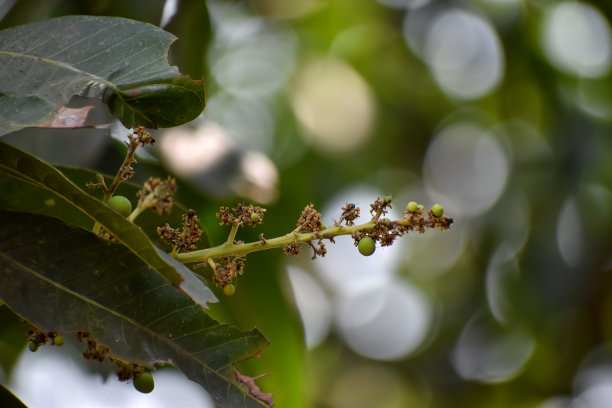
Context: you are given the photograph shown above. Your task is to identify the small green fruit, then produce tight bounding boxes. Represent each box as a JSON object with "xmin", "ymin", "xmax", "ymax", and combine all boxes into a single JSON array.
[
  {"xmin": 108, "ymin": 195, "xmax": 132, "ymax": 217},
  {"xmin": 406, "ymin": 201, "xmax": 418, "ymax": 213},
  {"xmin": 29, "ymin": 342, "xmax": 38, "ymax": 352},
  {"xmin": 358, "ymin": 237, "xmax": 376, "ymax": 256},
  {"xmin": 134, "ymin": 372, "xmax": 155, "ymax": 394},
  {"xmin": 223, "ymin": 284, "xmax": 236, "ymax": 296},
  {"xmin": 431, "ymin": 204, "xmax": 444, "ymax": 217},
  {"xmin": 250, "ymin": 213, "xmax": 261, "ymax": 222},
  {"xmin": 53, "ymin": 335, "xmax": 65, "ymax": 347}
]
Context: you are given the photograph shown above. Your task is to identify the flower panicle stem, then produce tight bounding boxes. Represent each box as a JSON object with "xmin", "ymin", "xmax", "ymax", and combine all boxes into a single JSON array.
[{"xmin": 175, "ymin": 218, "xmax": 405, "ymax": 263}]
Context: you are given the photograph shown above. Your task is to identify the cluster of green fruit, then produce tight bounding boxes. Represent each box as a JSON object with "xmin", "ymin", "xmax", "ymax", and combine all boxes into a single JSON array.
[{"xmin": 356, "ymin": 202, "xmax": 444, "ymax": 256}]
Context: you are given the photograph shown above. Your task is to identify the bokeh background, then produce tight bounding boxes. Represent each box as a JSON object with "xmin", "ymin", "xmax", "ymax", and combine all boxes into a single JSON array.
[{"xmin": 1, "ymin": 0, "xmax": 612, "ymax": 407}]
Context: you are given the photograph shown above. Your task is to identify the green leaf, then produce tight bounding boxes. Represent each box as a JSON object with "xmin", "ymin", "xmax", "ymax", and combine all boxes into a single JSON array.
[
  {"xmin": 0, "ymin": 306, "xmax": 28, "ymax": 380},
  {"xmin": 0, "ymin": 163, "xmax": 211, "ymax": 249},
  {"xmin": 0, "ymin": 210, "xmax": 271, "ymax": 408},
  {"xmin": 0, "ymin": 141, "xmax": 213, "ymax": 303},
  {"xmin": 0, "ymin": 384, "xmax": 29, "ymax": 408},
  {"xmin": 0, "ymin": 15, "xmax": 205, "ymax": 134}
]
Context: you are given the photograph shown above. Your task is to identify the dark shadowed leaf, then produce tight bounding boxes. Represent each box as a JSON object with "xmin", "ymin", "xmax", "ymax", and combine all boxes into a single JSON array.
[
  {"xmin": 0, "ymin": 211, "xmax": 271, "ymax": 408},
  {"xmin": 0, "ymin": 15, "xmax": 205, "ymax": 135},
  {"xmin": 0, "ymin": 163, "xmax": 211, "ymax": 251},
  {"xmin": 0, "ymin": 141, "xmax": 217, "ymax": 305},
  {"xmin": 0, "ymin": 383, "xmax": 28, "ymax": 408}
]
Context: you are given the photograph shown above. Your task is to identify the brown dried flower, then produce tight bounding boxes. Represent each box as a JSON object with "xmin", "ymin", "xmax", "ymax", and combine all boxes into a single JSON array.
[
  {"xmin": 296, "ymin": 204, "xmax": 323, "ymax": 232},
  {"xmin": 137, "ymin": 176, "xmax": 177, "ymax": 216},
  {"xmin": 157, "ymin": 209, "xmax": 203, "ymax": 252},
  {"xmin": 336, "ymin": 203, "xmax": 360, "ymax": 226},
  {"xmin": 213, "ymin": 255, "xmax": 246, "ymax": 287},
  {"xmin": 283, "ymin": 243, "xmax": 301, "ymax": 256}
]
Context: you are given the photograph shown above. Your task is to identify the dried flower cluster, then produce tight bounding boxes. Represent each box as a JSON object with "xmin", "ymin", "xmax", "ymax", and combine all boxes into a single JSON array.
[
  {"xmin": 216, "ymin": 203, "xmax": 266, "ymax": 227},
  {"xmin": 335, "ymin": 202, "xmax": 360, "ymax": 226},
  {"xmin": 210, "ymin": 255, "xmax": 246, "ymax": 287},
  {"xmin": 369, "ymin": 195, "xmax": 392, "ymax": 219},
  {"xmin": 136, "ymin": 176, "xmax": 177, "ymax": 216},
  {"xmin": 120, "ymin": 127, "xmax": 155, "ymax": 181},
  {"xmin": 295, "ymin": 203, "xmax": 324, "ymax": 232},
  {"xmin": 131, "ymin": 126, "xmax": 155, "ymax": 147},
  {"xmin": 350, "ymin": 198, "xmax": 453, "ymax": 248},
  {"xmin": 283, "ymin": 243, "xmax": 301, "ymax": 256},
  {"xmin": 157, "ymin": 209, "xmax": 203, "ymax": 253},
  {"xmin": 27, "ymin": 327, "xmax": 48, "ymax": 348},
  {"xmin": 76, "ymin": 331, "xmax": 144, "ymax": 382},
  {"xmin": 77, "ymin": 330, "xmax": 111, "ymax": 363}
]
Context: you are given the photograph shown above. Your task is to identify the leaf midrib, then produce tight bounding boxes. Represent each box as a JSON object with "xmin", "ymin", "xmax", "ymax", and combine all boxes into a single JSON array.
[
  {"xmin": 0, "ymin": 156, "xmax": 180, "ymax": 284},
  {"xmin": 0, "ymin": 249, "xmax": 246, "ymax": 376}
]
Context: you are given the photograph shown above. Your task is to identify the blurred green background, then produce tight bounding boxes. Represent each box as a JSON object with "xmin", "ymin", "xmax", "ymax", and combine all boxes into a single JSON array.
[{"xmin": 1, "ymin": 0, "xmax": 612, "ymax": 407}]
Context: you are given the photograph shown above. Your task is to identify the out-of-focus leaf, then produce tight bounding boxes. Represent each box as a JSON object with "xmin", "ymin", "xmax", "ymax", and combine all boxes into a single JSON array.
[
  {"xmin": 0, "ymin": 210, "xmax": 272, "ymax": 408},
  {"xmin": 164, "ymin": 0, "xmax": 212, "ymax": 80},
  {"xmin": 0, "ymin": 141, "xmax": 184, "ymax": 286},
  {"xmin": 0, "ymin": 384, "xmax": 28, "ymax": 408},
  {"xmin": 0, "ymin": 306, "xmax": 27, "ymax": 380},
  {"xmin": 0, "ymin": 15, "xmax": 205, "ymax": 135}
]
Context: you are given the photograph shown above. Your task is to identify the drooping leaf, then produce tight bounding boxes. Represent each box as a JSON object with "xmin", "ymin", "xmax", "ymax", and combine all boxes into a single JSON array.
[
  {"xmin": 0, "ymin": 210, "xmax": 271, "ymax": 408},
  {"xmin": 0, "ymin": 383, "xmax": 28, "ymax": 408},
  {"xmin": 0, "ymin": 163, "xmax": 211, "ymax": 249},
  {"xmin": 0, "ymin": 15, "xmax": 205, "ymax": 135},
  {"xmin": 0, "ymin": 141, "xmax": 214, "ymax": 302}
]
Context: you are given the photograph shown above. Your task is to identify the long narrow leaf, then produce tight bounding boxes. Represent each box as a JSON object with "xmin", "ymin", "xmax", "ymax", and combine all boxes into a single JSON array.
[
  {"xmin": 0, "ymin": 141, "xmax": 203, "ymax": 294},
  {"xmin": 0, "ymin": 210, "xmax": 271, "ymax": 408}
]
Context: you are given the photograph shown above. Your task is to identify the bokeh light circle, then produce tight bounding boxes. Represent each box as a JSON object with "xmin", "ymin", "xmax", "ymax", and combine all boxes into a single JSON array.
[
  {"xmin": 287, "ymin": 265, "xmax": 333, "ymax": 348},
  {"xmin": 336, "ymin": 279, "xmax": 433, "ymax": 360},
  {"xmin": 377, "ymin": 0, "xmax": 430, "ymax": 10},
  {"xmin": 541, "ymin": 1, "xmax": 612, "ymax": 78},
  {"xmin": 452, "ymin": 311, "xmax": 535, "ymax": 383},
  {"xmin": 424, "ymin": 10, "xmax": 504, "ymax": 100},
  {"xmin": 423, "ymin": 122, "xmax": 509, "ymax": 217},
  {"xmin": 557, "ymin": 196, "xmax": 584, "ymax": 268},
  {"xmin": 291, "ymin": 57, "xmax": 376, "ymax": 154}
]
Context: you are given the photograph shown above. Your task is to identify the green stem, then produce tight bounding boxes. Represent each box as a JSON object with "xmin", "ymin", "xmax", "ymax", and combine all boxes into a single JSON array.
[
  {"xmin": 127, "ymin": 193, "xmax": 157, "ymax": 222},
  {"xmin": 92, "ymin": 138, "xmax": 138, "ymax": 235},
  {"xmin": 175, "ymin": 218, "xmax": 412, "ymax": 264},
  {"xmin": 225, "ymin": 222, "xmax": 240, "ymax": 245},
  {"xmin": 105, "ymin": 139, "xmax": 138, "ymax": 201}
]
